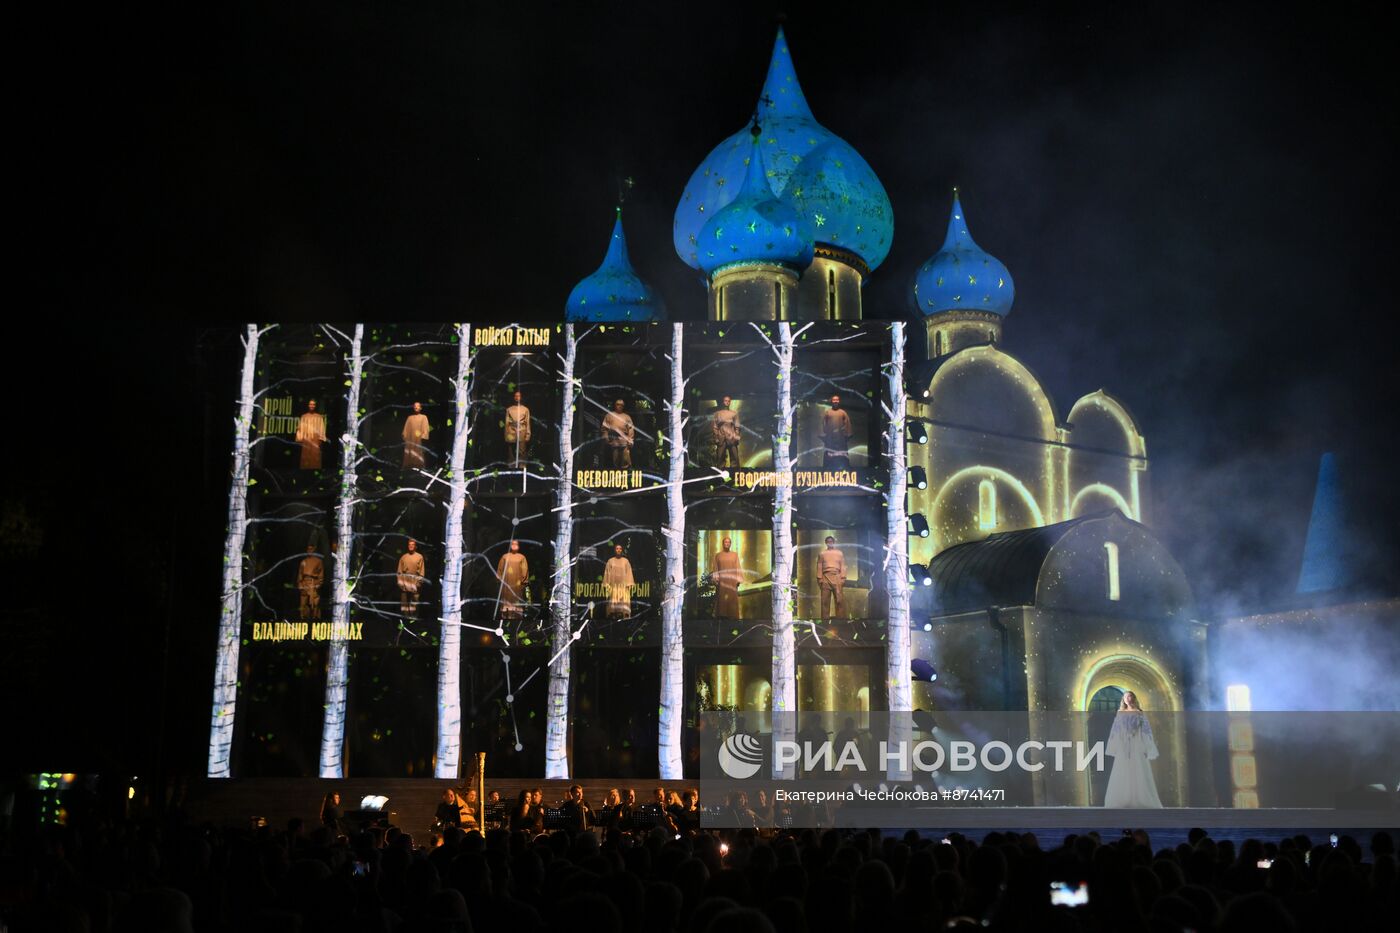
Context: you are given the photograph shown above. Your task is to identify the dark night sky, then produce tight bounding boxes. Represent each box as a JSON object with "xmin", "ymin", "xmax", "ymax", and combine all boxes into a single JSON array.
[{"xmin": 6, "ymin": 1, "xmax": 1397, "ymax": 772}]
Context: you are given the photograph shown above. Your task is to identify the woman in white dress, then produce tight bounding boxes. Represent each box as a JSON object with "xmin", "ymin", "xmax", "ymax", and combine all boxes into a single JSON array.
[{"xmin": 1104, "ymin": 691, "xmax": 1164, "ymax": 808}]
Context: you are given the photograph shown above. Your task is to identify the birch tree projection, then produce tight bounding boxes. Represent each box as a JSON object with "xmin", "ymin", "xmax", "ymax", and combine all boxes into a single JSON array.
[
  {"xmin": 658, "ymin": 322, "xmax": 686, "ymax": 779},
  {"xmin": 544, "ymin": 323, "xmax": 579, "ymax": 778},
  {"xmin": 884, "ymin": 321, "xmax": 913, "ymax": 780},
  {"xmin": 217, "ymin": 319, "xmax": 906, "ymax": 781},
  {"xmin": 434, "ymin": 323, "xmax": 472, "ymax": 778},
  {"xmin": 319, "ymin": 323, "xmax": 365, "ymax": 778},
  {"xmin": 208, "ymin": 322, "xmax": 272, "ymax": 778},
  {"xmin": 756, "ymin": 320, "xmax": 810, "ymax": 779}
]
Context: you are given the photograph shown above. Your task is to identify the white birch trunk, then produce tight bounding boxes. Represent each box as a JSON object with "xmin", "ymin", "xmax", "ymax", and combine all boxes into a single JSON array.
[
  {"xmin": 435, "ymin": 323, "xmax": 472, "ymax": 778},
  {"xmin": 658, "ymin": 322, "xmax": 686, "ymax": 779},
  {"xmin": 771, "ymin": 322, "xmax": 797, "ymax": 779},
  {"xmin": 319, "ymin": 323, "xmax": 364, "ymax": 778},
  {"xmin": 884, "ymin": 321, "xmax": 913, "ymax": 780},
  {"xmin": 207, "ymin": 323, "xmax": 264, "ymax": 778},
  {"xmin": 544, "ymin": 324, "xmax": 577, "ymax": 779}
]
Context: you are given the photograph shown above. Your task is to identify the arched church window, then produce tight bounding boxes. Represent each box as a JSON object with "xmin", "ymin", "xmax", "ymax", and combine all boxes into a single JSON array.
[
  {"xmin": 717, "ymin": 285, "xmax": 725, "ymax": 321},
  {"xmin": 827, "ymin": 268, "xmax": 837, "ymax": 320},
  {"xmin": 1088, "ymin": 685, "xmax": 1125, "ymax": 712},
  {"xmin": 1104, "ymin": 541, "xmax": 1121, "ymax": 601},
  {"xmin": 775, "ymin": 280, "xmax": 784, "ymax": 320},
  {"xmin": 934, "ymin": 331, "xmax": 943, "ymax": 356},
  {"xmin": 978, "ymin": 480, "xmax": 997, "ymax": 531}
]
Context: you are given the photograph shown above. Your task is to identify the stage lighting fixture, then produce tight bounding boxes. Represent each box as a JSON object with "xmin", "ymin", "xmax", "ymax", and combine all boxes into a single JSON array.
[
  {"xmin": 909, "ymin": 466, "xmax": 928, "ymax": 489},
  {"xmin": 909, "ymin": 564, "xmax": 932, "ymax": 587},
  {"xmin": 906, "ymin": 420, "xmax": 928, "ymax": 444},
  {"xmin": 912, "ymin": 709, "xmax": 939, "ymax": 732},
  {"xmin": 922, "ymin": 622, "xmax": 933, "ymax": 632},
  {"xmin": 911, "ymin": 658, "xmax": 938, "ymax": 682},
  {"xmin": 909, "ymin": 513, "xmax": 930, "ymax": 538}
]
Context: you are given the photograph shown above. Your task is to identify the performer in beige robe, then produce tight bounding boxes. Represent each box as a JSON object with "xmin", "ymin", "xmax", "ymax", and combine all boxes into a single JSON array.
[
  {"xmin": 495, "ymin": 539, "xmax": 529, "ymax": 620},
  {"xmin": 603, "ymin": 544, "xmax": 635, "ymax": 619},
  {"xmin": 821, "ymin": 395, "xmax": 853, "ymax": 469},
  {"xmin": 504, "ymin": 390, "xmax": 531, "ymax": 467},
  {"xmin": 601, "ymin": 399, "xmax": 635, "ymax": 468},
  {"xmin": 817, "ymin": 535, "xmax": 847, "ymax": 622},
  {"xmin": 397, "ymin": 539, "xmax": 427, "ymax": 616},
  {"xmin": 296, "ymin": 400, "xmax": 327, "ymax": 469},
  {"xmin": 710, "ymin": 536, "xmax": 743, "ymax": 619},
  {"xmin": 297, "ymin": 545, "xmax": 324, "ymax": 620},
  {"xmin": 402, "ymin": 401, "xmax": 431, "ymax": 469},
  {"xmin": 711, "ymin": 396, "xmax": 741, "ymax": 469}
]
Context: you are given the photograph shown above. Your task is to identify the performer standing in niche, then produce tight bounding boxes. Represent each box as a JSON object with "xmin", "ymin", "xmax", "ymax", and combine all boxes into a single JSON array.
[
  {"xmin": 401, "ymin": 401, "xmax": 431, "ymax": 469},
  {"xmin": 397, "ymin": 538, "xmax": 427, "ymax": 617},
  {"xmin": 601, "ymin": 399, "xmax": 636, "ymax": 468},
  {"xmin": 295, "ymin": 400, "xmax": 327, "ymax": 469},
  {"xmin": 821, "ymin": 394, "xmax": 853, "ymax": 469},
  {"xmin": 297, "ymin": 544, "xmax": 324, "ymax": 620},
  {"xmin": 504, "ymin": 390, "xmax": 531, "ymax": 467},
  {"xmin": 710, "ymin": 536, "xmax": 743, "ymax": 619},
  {"xmin": 603, "ymin": 544, "xmax": 635, "ymax": 619},
  {"xmin": 495, "ymin": 539, "xmax": 529, "ymax": 620},
  {"xmin": 1104, "ymin": 691, "xmax": 1164, "ymax": 808},
  {"xmin": 711, "ymin": 395, "xmax": 742, "ymax": 469},
  {"xmin": 817, "ymin": 535, "xmax": 847, "ymax": 622}
]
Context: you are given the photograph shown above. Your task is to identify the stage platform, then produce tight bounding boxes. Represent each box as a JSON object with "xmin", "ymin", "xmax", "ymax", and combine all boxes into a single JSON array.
[
  {"xmin": 181, "ymin": 779, "xmax": 1399, "ymax": 836},
  {"xmin": 833, "ymin": 806, "xmax": 1400, "ymax": 831}
]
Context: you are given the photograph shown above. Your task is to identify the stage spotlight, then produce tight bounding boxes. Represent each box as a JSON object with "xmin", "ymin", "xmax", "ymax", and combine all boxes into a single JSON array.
[
  {"xmin": 909, "ymin": 466, "xmax": 928, "ymax": 489},
  {"xmin": 912, "ymin": 708, "xmax": 939, "ymax": 732},
  {"xmin": 911, "ymin": 658, "xmax": 938, "ymax": 683},
  {"xmin": 906, "ymin": 420, "xmax": 928, "ymax": 444},
  {"xmin": 922, "ymin": 622, "xmax": 933, "ymax": 632},
  {"xmin": 909, "ymin": 564, "xmax": 932, "ymax": 588},
  {"xmin": 909, "ymin": 513, "xmax": 930, "ymax": 538}
]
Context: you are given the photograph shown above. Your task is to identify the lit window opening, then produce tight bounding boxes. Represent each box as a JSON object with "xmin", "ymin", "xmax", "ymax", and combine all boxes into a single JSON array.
[
  {"xmin": 978, "ymin": 480, "xmax": 997, "ymax": 531},
  {"xmin": 1104, "ymin": 541, "xmax": 1121, "ymax": 601}
]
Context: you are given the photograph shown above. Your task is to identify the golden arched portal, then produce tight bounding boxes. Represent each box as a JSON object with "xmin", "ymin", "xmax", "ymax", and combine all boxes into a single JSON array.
[{"xmin": 1075, "ymin": 652, "xmax": 1187, "ymax": 806}]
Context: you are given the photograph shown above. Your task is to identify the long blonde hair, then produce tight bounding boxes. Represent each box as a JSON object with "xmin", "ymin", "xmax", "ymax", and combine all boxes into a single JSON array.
[{"xmin": 1118, "ymin": 691, "xmax": 1143, "ymax": 712}]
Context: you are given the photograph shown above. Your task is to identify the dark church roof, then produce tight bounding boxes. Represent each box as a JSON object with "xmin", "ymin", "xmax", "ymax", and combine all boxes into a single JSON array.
[{"xmin": 929, "ymin": 510, "xmax": 1119, "ymax": 614}]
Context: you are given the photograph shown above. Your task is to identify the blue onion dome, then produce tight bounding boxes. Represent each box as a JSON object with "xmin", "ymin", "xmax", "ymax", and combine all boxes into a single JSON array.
[
  {"xmin": 565, "ymin": 209, "xmax": 665, "ymax": 322},
  {"xmin": 911, "ymin": 190, "xmax": 1015, "ymax": 316},
  {"xmin": 674, "ymin": 28, "xmax": 893, "ymax": 274},
  {"xmin": 696, "ymin": 132, "xmax": 813, "ymax": 277}
]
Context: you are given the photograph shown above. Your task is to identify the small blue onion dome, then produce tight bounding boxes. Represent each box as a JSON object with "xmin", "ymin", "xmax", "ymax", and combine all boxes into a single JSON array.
[
  {"xmin": 911, "ymin": 190, "xmax": 1015, "ymax": 317},
  {"xmin": 696, "ymin": 133, "xmax": 813, "ymax": 277},
  {"xmin": 565, "ymin": 210, "xmax": 665, "ymax": 322},
  {"xmin": 674, "ymin": 28, "xmax": 893, "ymax": 274}
]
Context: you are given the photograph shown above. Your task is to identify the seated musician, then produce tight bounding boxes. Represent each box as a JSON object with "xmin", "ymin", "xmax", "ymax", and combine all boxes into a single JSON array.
[
  {"xmin": 434, "ymin": 789, "xmax": 465, "ymax": 830},
  {"xmin": 459, "ymin": 787, "xmax": 480, "ymax": 831}
]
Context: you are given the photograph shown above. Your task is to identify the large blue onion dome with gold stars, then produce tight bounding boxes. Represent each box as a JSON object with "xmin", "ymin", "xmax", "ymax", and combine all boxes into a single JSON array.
[
  {"xmin": 911, "ymin": 190, "xmax": 1015, "ymax": 317},
  {"xmin": 696, "ymin": 134, "xmax": 813, "ymax": 277},
  {"xmin": 565, "ymin": 209, "xmax": 665, "ymax": 322},
  {"xmin": 674, "ymin": 28, "xmax": 893, "ymax": 274}
]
